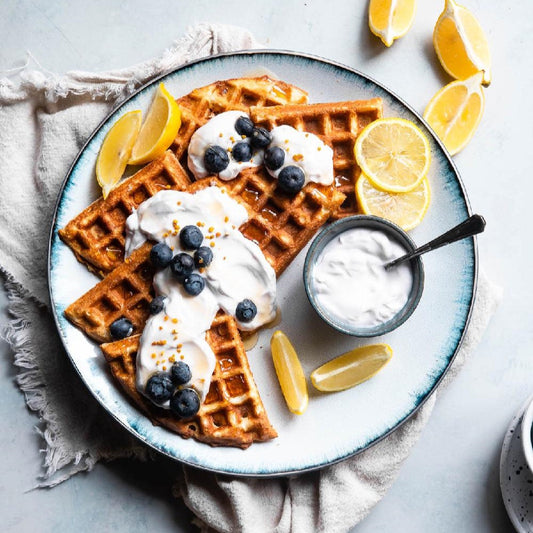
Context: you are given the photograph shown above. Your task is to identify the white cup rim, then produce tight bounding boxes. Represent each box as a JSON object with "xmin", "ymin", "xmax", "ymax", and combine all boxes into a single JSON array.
[{"xmin": 520, "ymin": 394, "xmax": 533, "ymax": 474}]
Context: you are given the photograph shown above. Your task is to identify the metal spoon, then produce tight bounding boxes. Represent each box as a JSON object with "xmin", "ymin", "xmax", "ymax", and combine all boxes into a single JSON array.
[{"xmin": 385, "ymin": 214, "xmax": 486, "ymax": 270}]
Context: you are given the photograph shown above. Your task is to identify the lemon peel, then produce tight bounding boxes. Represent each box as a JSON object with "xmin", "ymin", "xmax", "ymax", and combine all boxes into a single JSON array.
[{"xmin": 96, "ymin": 110, "xmax": 142, "ymax": 199}]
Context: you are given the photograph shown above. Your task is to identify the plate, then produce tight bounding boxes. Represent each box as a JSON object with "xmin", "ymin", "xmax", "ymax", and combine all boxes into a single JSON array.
[
  {"xmin": 48, "ymin": 51, "xmax": 477, "ymax": 476},
  {"xmin": 500, "ymin": 396, "xmax": 533, "ymax": 532}
]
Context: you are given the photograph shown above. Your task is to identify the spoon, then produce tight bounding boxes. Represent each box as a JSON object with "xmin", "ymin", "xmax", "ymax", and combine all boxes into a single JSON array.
[{"xmin": 385, "ymin": 214, "xmax": 486, "ymax": 270}]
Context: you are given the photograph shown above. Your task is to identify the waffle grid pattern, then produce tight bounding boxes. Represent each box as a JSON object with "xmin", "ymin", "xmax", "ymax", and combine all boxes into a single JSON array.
[
  {"xmin": 250, "ymin": 99, "xmax": 383, "ymax": 218},
  {"xmin": 59, "ymin": 151, "xmax": 190, "ymax": 277},
  {"xmin": 102, "ymin": 312, "xmax": 277, "ymax": 448},
  {"xmin": 64, "ymin": 242, "xmax": 155, "ymax": 343},
  {"xmin": 171, "ymin": 77, "xmax": 308, "ymax": 160}
]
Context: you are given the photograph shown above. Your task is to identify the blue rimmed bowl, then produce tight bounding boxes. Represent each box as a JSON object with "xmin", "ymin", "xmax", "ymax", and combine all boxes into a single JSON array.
[{"xmin": 304, "ymin": 215, "xmax": 425, "ymax": 337}]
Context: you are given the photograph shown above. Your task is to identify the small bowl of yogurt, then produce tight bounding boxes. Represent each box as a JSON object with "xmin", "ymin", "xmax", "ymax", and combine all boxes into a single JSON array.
[{"xmin": 303, "ymin": 215, "xmax": 424, "ymax": 337}]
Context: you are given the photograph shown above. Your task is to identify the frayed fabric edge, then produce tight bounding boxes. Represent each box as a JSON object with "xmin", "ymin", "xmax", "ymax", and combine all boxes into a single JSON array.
[{"xmin": 0, "ymin": 276, "xmax": 148, "ymax": 487}]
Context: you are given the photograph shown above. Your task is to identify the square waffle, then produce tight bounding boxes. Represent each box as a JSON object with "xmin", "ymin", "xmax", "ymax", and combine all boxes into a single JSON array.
[{"xmin": 250, "ymin": 98, "xmax": 383, "ymax": 218}]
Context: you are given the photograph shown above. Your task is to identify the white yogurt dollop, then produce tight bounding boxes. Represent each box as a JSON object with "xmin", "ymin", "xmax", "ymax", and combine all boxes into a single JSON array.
[
  {"xmin": 125, "ymin": 187, "xmax": 277, "ymax": 404},
  {"xmin": 187, "ymin": 111, "xmax": 263, "ymax": 180},
  {"xmin": 313, "ymin": 228, "xmax": 413, "ymax": 329},
  {"xmin": 267, "ymin": 125, "xmax": 334, "ymax": 186}
]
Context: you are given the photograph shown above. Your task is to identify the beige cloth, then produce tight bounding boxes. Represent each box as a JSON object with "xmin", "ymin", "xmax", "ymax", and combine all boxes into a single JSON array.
[{"xmin": 0, "ymin": 24, "xmax": 502, "ymax": 532}]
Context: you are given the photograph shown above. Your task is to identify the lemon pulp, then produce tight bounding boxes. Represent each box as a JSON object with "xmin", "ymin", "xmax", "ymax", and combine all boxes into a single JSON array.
[
  {"xmin": 356, "ymin": 173, "xmax": 430, "ymax": 231},
  {"xmin": 433, "ymin": 0, "xmax": 491, "ymax": 86},
  {"xmin": 270, "ymin": 330, "xmax": 308, "ymax": 415},
  {"xmin": 369, "ymin": 0, "xmax": 417, "ymax": 47},
  {"xmin": 311, "ymin": 344, "xmax": 393, "ymax": 392},
  {"xmin": 96, "ymin": 110, "xmax": 142, "ymax": 199},
  {"xmin": 424, "ymin": 72, "xmax": 485, "ymax": 156},
  {"xmin": 354, "ymin": 118, "xmax": 431, "ymax": 193},
  {"xmin": 129, "ymin": 83, "xmax": 182, "ymax": 165}
]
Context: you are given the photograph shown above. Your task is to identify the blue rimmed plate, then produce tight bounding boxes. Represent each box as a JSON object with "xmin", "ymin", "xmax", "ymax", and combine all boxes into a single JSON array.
[{"xmin": 48, "ymin": 51, "xmax": 476, "ymax": 477}]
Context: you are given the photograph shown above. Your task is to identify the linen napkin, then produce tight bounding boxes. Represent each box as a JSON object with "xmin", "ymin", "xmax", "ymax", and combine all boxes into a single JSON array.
[{"xmin": 0, "ymin": 23, "xmax": 502, "ymax": 532}]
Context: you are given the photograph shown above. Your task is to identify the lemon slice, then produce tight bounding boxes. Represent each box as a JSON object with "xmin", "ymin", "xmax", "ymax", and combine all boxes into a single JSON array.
[
  {"xmin": 129, "ymin": 83, "xmax": 182, "ymax": 165},
  {"xmin": 369, "ymin": 0, "xmax": 417, "ymax": 47},
  {"xmin": 270, "ymin": 330, "xmax": 308, "ymax": 415},
  {"xmin": 311, "ymin": 344, "xmax": 393, "ymax": 392},
  {"xmin": 433, "ymin": 0, "xmax": 491, "ymax": 87},
  {"xmin": 356, "ymin": 173, "xmax": 430, "ymax": 231},
  {"xmin": 354, "ymin": 118, "xmax": 431, "ymax": 193},
  {"xmin": 96, "ymin": 110, "xmax": 142, "ymax": 199},
  {"xmin": 423, "ymin": 72, "xmax": 485, "ymax": 156}
]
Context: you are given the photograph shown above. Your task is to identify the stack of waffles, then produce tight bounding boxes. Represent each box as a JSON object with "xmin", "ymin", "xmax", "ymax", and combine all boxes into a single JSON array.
[{"xmin": 59, "ymin": 76, "xmax": 383, "ymax": 448}]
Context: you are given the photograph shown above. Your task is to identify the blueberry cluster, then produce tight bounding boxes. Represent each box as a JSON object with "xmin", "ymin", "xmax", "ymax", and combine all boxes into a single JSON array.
[
  {"xmin": 204, "ymin": 116, "xmax": 272, "ymax": 175},
  {"xmin": 203, "ymin": 116, "xmax": 306, "ymax": 195},
  {"xmin": 145, "ymin": 361, "xmax": 201, "ymax": 418},
  {"xmin": 149, "ymin": 225, "xmax": 213, "ymax": 299}
]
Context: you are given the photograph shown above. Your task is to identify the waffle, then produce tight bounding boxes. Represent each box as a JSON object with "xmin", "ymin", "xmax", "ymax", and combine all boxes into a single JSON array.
[
  {"xmin": 59, "ymin": 77, "xmax": 308, "ymax": 277},
  {"xmin": 101, "ymin": 312, "xmax": 277, "ymax": 449},
  {"xmin": 64, "ymin": 174, "xmax": 345, "ymax": 343},
  {"xmin": 58, "ymin": 151, "xmax": 191, "ymax": 277},
  {"xmin": 250, "ymin": 98, "xmax": 383, "ymax": 219},
  {"xmin": 172, "ymin": 76, "xmax": 308, "ymax": 163}
]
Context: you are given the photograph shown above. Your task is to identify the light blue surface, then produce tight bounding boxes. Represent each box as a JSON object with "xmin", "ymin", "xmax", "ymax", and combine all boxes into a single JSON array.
[
  {"xmin": 49, "ymin": 51, "xmax": 475, "ymax": 476},
  {"xmin": 1, "ymin": 0, "xmax": 530, "ymax": 531}
]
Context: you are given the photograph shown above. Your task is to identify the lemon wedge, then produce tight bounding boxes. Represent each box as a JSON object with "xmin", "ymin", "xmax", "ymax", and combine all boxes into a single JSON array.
[
  {"xmin": 129, "ymin": 83, "xmax": 182, "ymax": 165},
  {"xmin": 369, "ymin": 0, "xmax": 417, "ymax": 47},
  {"xmin": 356, "ymin": 173, "xmax": 430, "ymax": 231},
  {"xmin": 423, "ymin": 72, "xmax": 485, "ymax": 156},
  {"xmin": 270, "ymin": 330, "xmax": 308, "ymax": 415},
  {"xmin": 433, "ymin": 0, "xmax": 491, "ymax": 87},
  {"xmin": 354, "ymin": 118, "xmax": 431, "ymax": 193},
  {"xmin": 96, "ymin": 110, "xmax": 142, "ymax": 199},
  {"xmin": 311, "ymin": 344, "xmax": 393, "ymax": 392}
]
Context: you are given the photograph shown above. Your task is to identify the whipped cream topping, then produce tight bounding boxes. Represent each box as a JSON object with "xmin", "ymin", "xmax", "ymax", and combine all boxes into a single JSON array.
[
  {"xmin": 267, "ymin": 125, "xmax": 334, "ymax": 186},
  {"xmin": 125, "ymin": 187, "xmax": 277, "ymax": 404},
  {"xmin": 187, "ymin": 111, "xmax": 263, "ymax": 180},
  {"xmin": 313, "ymin": 228, "xmax": 413, "ymax": 328}
]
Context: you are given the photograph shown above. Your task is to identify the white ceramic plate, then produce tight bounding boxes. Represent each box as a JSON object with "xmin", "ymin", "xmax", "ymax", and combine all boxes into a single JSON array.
[{"xmin": 49, "ymin": 51, "xmax": 477, "ymax": 476}]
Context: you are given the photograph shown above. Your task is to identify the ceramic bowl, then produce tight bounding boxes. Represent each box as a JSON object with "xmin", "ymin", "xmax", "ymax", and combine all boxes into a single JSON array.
[
  {"xmin": 303, "ymin": 215, "xmax": 425, "ymax": 337},
  {"xmin": 521, "ymin": 395, "xmax": 533, "ymax": 474}
]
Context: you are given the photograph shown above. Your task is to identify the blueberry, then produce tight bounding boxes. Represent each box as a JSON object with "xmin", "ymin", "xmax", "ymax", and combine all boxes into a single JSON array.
[
  {"xmin": 250, "ymin": 127, "xmax": 272, "ymax": 149},
  {"xmin": 170, "ymin": 388, "xmax": 200, "ymax": 418},
  {"xmin": 171, "ymin": 361, "xmax": 192, "ymax": 386},
  {"xmin": 264, "ymin": 146, "xmax": 285, "ymax": 171},
  {"xmin": 180, "ymin": 225, "xmax": 203, "ymax": 250},
  {"xmin": 194, "ymin": 246, "xmax": 213, "ymax": 268},
  {"xmin": 204, "ymin": 145, "xmax": 229, "ymax": 174},
  {"xmin": 235, "ymin": 116, "xmax": 255, "ymax": 137},
  {"xmin": 235, "ymin": 299, "xmax": 257, "ymax": 323},
  {"xmin": 170, "ymin": 253, "xmax": 194, "ymax": 280},
  {"xmin": 278, "ymin": 165, "xmax": 305, "ymax": 194},
  {"xmin": 145, "ymin": 372, "xmax": 174, "ymax": 404},
  {"xmin": 110, "ymin": 317, "xmax": 133, "ymax": 340},
  {"xmin": 149, "ymin": 295, "xmax": 166, "ymax": 315},
  {"xmin": 183, "ymin": 273, "xmax": 205, "ymax": 296},
  {"xmin": 150, "ymin": 242, "xmax": 173, "ymax": 269},
  {"xmin": 232, "ymin": 141, "xmax": 252, "ymax": 162}
]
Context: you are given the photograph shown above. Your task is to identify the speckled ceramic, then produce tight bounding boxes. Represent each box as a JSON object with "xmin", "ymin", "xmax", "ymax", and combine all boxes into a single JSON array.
[
  {"xmin": 48, "ymin": 51, "xmax": 477, "ymax": 477},
  {"xmin": 303, "ymin": 215, "xmax": 424, "ymax": 337},
  {"xmin": 500, "ymin": 396, "xmax": 533, "ymax": 531}
]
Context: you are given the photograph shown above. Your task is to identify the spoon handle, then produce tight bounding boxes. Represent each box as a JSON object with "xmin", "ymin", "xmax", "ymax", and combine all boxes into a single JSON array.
[{"xmin": 385, "ymin": 214, "xmax": 486, "ymax": 270}]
